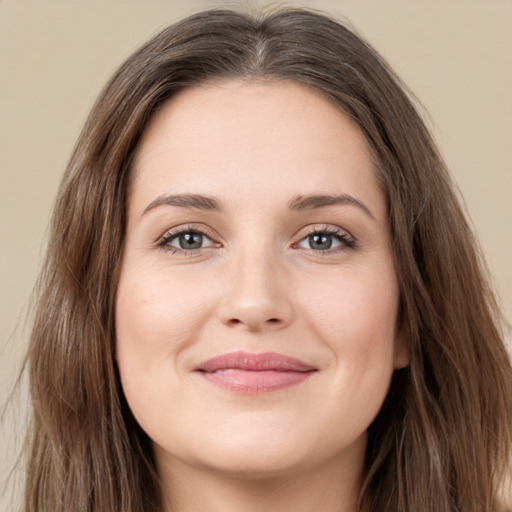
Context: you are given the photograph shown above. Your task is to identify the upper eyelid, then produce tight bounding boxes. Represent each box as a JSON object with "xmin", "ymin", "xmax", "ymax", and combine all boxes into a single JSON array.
[
  {"xmin": 292, "ymin": 225, "xmax": 357, "ymax": 252},
  {"xmin": 294, "ymin": 224, "xmax": 354, "ymax": 241},
  {"xmin": 158, "ymin": 224, "xmax": 218, "ymax": 242},
  {"xmin": 156, "ymin": 227, "xmax": 220, "ymax": 255},
  {"xmin": 156, "ymin": 223, "xmax": 355, "ymax": 249}
]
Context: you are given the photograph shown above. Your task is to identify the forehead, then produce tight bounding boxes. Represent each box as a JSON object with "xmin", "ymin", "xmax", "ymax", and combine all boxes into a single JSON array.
[{"xmin": 130, "ymin": 80, "xmax": 385, "ymax": 220}]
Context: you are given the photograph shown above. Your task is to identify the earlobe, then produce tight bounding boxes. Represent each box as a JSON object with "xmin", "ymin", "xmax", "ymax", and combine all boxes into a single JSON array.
[{"xmin": 393, "ymin": 329, "xmax": 411, "ymax": 369}]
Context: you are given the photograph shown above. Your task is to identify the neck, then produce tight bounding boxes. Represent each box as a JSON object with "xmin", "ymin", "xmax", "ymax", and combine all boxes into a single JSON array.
[{"xmin": 157, "ymin": 449, "xmax": 364, "ymax": 512}]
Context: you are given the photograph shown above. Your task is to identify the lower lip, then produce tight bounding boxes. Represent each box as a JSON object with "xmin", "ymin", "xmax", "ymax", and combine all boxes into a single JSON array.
[{"xmin": 198, "ymin": 369, "xmax": 315, "ymax": 394}]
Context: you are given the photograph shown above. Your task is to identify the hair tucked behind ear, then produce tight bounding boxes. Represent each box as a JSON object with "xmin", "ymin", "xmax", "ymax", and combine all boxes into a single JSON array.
[{"xmin": 19, "ymin": 7, "xmax": 512, "ymax": 512}]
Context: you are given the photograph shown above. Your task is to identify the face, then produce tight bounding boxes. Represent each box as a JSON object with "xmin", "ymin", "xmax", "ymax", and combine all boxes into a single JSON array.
[{"xmin": 116, "ymin": 81, "xmax": 408, "ymax": 482}]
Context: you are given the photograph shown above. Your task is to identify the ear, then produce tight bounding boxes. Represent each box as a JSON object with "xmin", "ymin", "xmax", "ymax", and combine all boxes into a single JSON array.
[{"xmin": 393, "ymin": 324, "xmax": 411, "ymax": 370}]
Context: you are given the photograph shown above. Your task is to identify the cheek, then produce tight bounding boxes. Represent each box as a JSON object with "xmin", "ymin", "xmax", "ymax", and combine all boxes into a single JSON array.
[
  {"xmin": 116, "ymin": 262, "xmax": 211, "ymax": 357},
  {"xmin": 114, "ymin": 263, "xmax": 208, "ymax": 406},
  {"xmin": 299, "ymin": 262, "xmax": 401, "ymax": 382},
  {"xmin": 305, "ymin": 262, "xmax": 398, "ymax": 333},
  {"xmin": 115, "ymin": 264, "xmax": 215, "ymax": 441}
]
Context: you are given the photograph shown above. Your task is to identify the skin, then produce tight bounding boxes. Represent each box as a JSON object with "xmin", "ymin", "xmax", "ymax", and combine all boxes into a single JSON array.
[{"xmin": 116, "ymin": 81, "xmax": 409, "ymax": 512}]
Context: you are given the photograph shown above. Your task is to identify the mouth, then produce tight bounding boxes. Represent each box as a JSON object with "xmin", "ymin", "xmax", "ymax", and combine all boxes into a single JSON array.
[{"xmin": 194, "ymin": 351, "xmax": 318, "ymax": 394}]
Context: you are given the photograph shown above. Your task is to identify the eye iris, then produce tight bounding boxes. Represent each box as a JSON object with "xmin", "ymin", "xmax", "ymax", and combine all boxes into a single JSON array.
[
  {"xmin": 309, "ymin": 233, "xmax": 332, "ymax": 250},
  {"xmin": 179, "ymin": 232, "xmax": 203, "ymax": 249}
]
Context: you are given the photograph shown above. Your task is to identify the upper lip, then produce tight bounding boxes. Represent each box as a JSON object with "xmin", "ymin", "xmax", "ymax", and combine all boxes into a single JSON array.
[{"xmin": 195, "ymin": 351, "xmax": 317, "ymax": 373}]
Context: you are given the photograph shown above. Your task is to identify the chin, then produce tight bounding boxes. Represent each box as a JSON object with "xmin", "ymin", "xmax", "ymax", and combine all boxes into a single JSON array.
[
  {"xmin": 180, "ymin": 427, "xmax": 366, "ymax": 481},
  {"xmin": 198, "ymin": 449, "xmax": 312, "ymax": 481},
  {"xmin": 155, "ymin": 427, "xmax": 318, "ymax": 480}
]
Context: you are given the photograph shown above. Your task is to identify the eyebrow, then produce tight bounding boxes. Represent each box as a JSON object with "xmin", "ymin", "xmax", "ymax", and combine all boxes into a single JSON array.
[
  {"xmin": 288, "ymin": 194, "xmax": 376, "ymax": 221},
  {"xmin": 142, "ymin": 193, "xmax": 223, "ymax": 216},
  {"xmin": 141, "ymin": 192, "xmax": 375, "ymax": 221}
]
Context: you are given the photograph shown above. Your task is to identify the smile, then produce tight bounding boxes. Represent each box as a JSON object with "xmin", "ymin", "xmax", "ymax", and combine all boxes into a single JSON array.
[{"xmin": 194, "ymin": 351, "xmax": 318, "ymax": 394}]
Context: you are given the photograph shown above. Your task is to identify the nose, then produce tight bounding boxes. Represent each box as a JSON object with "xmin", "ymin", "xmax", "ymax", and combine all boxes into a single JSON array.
[{"xmin": 217, "ymin": 249, "xmax": 294, "ymax": 332}]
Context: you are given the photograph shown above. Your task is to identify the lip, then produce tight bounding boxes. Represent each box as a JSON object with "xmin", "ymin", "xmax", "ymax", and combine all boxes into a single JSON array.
[{"xmin": 194, "ymin": 351, "xmax": 318, "ymax": 394}]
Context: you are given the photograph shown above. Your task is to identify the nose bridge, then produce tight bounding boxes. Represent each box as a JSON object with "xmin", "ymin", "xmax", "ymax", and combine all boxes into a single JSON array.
[
  {"xmin": 235, "ymin": 244, "xmax": 278, "ymax": 298},
  {"xmin": 218, "ymin": 237, "xmax": 293, "ymax": 331}
]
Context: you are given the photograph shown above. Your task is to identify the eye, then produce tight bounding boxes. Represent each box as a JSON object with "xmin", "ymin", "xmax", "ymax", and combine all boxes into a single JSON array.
[
  {"xmin": 158, "ymin": 228, "xmax": 216, "ymax": 252},
  {"xmin": 296, "ymin": 228, "xmax": 355, "ymax": 252}
]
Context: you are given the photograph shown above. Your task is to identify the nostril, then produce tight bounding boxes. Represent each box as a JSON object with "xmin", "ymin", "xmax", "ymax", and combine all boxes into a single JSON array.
[{"xmin": 226, "ymin": 317, "xmax": 281, "ymax": 328}]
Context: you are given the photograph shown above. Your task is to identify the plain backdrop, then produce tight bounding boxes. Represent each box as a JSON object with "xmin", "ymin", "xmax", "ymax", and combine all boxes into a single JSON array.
[{"xmin": 1, "ymin": 0, "xmax": 511, "ymax": 507}]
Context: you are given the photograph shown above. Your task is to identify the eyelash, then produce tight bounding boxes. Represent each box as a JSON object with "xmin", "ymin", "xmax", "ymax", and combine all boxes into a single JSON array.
[
  {"xmin": 156, "ymin": 225, "xmax": 218, "ymax": 255},
  {"xmin": 156, "ymin": 225, "xmax": 356, "ymax": 255},
  {"xmin": 297, "ymin": 226, "xmax": 356, "ymax": 253}
]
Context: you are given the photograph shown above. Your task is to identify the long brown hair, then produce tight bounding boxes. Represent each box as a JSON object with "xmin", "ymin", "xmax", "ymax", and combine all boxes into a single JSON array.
[{"xmin": 20, "ymin": 8, "xmax": 512, "ymax": 512}]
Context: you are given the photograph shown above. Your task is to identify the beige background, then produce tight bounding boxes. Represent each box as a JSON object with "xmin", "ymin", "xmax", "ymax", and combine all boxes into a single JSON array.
[{"xmin": 1, "ymin": 0, "xmax": 511, "ymax": 507}]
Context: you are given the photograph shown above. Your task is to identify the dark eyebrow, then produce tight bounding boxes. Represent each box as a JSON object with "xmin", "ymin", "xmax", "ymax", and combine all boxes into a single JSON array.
[
  {"xmin": 288, "ymin": 194, "xmax": 376, "ymax": 221},
  {"xmin": 142, "ymin": 193, "xmax": 223, "ymax": 216}
]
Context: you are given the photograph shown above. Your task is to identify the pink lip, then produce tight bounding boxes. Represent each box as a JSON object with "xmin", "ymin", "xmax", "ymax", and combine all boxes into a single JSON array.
[{"xmin": 194, "ymin": 351, "xmax": 318, "ymax": 394}]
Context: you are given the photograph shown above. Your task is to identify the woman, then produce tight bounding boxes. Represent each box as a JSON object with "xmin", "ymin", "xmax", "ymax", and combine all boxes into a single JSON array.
[{"xmin": 20, "ymin": 7, "xmax": 512, "ymax": 512}]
